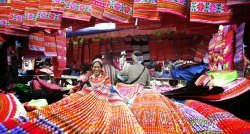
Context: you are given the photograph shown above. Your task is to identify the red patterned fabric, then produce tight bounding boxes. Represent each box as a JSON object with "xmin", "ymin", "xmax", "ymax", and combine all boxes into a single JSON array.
[
  {"xmin": 103, "ymin": 0, "xmax": 133, "ymax": 23},
  {"xmin": 44, "ymin": 34, "xmax": 57, "ymax": 57},
  {"xmin": 158, "ymin": 0, "xmax": 190, "ymax": 19},
  {"xmin": 115, "ymin": 83, "xmax": 143, "ymax": 100},
  {"xmin": 83, "ymin": 42, "xmax": 90, "ymax": 64},
  {"xmin": 190, "ymin": 0, "xmax": 232, "ymax": 24},
  {"xmin": 35, "ymin": 0, "xmax": 62, "ymax": 29},
  {"xmin": 202, "ymin": 78, "xmax": 250, "ymax": 101},
  {"xmin": 23, "ymin": 0, "xmax": 38, "ymax": 27},
  {"xmin": 0, "ymin": 6, "xmax": 10, "ymax": 34},
  {"xmin": 91, "ymin": 0, "xmax": 106, "ymax": 19},
  {"xmin": 185, "ymin": 100, "xmax": 250, "ymax": 133},
  {"xmin": 133, "ymin": 0, "xmax": 159, "ymax": 20},
  {"xmin": 28, "ymin": 31, "xmax": 45, "ymax": 52},
  {"xmin": 51, "ymin": 0, "xmax": 65, "ymax": 12},
  {"xmin": 149, "ymin": 41, "xmax": 158, "ymax": 61},
  {"xmin": 63, "ymin": 0, "xmax": 91, "ymax": 21},
  {"xmin": 76, "ymin": 38, "xmax": 83, "ymax": 69},
  {"xmin": 55, "ymin": 32, "xmax": 67, "ymax": 70},
  {"xmin": 0, "ymin": 94, "xmax": 26, "ymax": 122},
  {"xmin": 9, "ymin": 1, "xmax": 29, "ymax": 32}
]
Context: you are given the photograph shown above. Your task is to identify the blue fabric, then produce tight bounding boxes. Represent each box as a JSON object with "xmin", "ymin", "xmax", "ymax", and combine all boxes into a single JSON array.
[{"xmin": 171, "ymin": 64, "xmax": 208, "ymax": 81}]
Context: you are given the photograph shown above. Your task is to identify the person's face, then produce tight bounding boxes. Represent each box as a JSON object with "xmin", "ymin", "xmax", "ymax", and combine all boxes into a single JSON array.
[{"xmin": 92, "ymin": 62, "xmax": 102, "ymax": 76}]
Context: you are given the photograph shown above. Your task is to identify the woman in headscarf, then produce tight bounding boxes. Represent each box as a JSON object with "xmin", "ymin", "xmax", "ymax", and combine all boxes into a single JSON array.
[
  {"xmin": 119, "ymin": 51, "xmax": 150, "ymax": 86},
  {"xmin": 67, "ymin": 58, "xmax": 111, "ymax": 94}
]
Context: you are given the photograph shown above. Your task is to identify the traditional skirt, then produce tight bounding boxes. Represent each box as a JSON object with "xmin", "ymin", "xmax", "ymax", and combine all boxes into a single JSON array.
[
  {"xmin": 175, "ymin": 102, "xmax": 224, "ymax": 134},
  {"xmin": 131, "ymin": 90, "xmax": 194, "ymax": 133},
  {"xmin": 0, "ymin": 94, "xmax": 27, "ymax": 122},
  {"xmin": 185, "ymin": 100, "xmax": 250, "ymax": 133}
]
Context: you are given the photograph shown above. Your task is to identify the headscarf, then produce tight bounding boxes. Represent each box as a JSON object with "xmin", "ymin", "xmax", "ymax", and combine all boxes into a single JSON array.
[{"xmin": 92, "ymin": 58, "xmax": 103, "ymax": 65}]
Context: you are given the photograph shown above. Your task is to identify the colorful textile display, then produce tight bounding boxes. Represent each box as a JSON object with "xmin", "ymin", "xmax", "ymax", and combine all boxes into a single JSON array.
[
  {"xmin": 44, "ymin": 33, "xmax": 57, "ymax": 57},
  {"xmin": 52, "ymin": 30, "xmax": 67, "ymax": 78},
  {"xmin": 108, "ymin": 93, "xmax": 145, "ymax": 133},
  {"xmin": 157, "ymin": 0, "xmax": 190, "ymax": 19},
  {"xmin": 202, "ymin": 78, "xmax": 250, "ymax": 101},
  {"xmin": 208, "ymin": 29, "xmax": 225, "ymax": 70},
  {"xmin": 133, "ymin": 0, "xmax": 159, "ymax": 20},
  {"xmin": 131, "ymin": 89, "xmax": 194, "ymax": 133},
  {"xmin": 0, "ymin": 93, "xmax": 27, "ymax": 122},
  {"xmin": 115, "ymin": 83, "xmax": 143, "ymax": 103},
  {"xmin": 190, "ymin": 0, "xmax": 232, "ymax": 24},
  {"xmin": 175, "ymin": 102, "xmax": 224, "ymax": 134},
  {"xmin": 63, "ymin": 0, "xmax": 92, "ymax": 21},
  {"xmin": 103, "ymin": 0, "xmax": 133, "ymax": 23},
  {"xmin": 91, "ymin": 0, "xmax": 106, "ymax": 19},
  {"xmin": 185, "ymin": 100, "xmax": 250, "ymax": 133},
  {"xmin": 9, "ymin": 0, "xmax": 29, "ymax": 31},
  {"xmin": 28, "ymin": 31, "xmax": 45, "ymax": 52},
  {"xmin": 23, "ymin": 0, "xmax": 38, "ymax": 27},
  {"xmin": 234, "ymin": 23, "xmax": 246, "ymax": 77},
  {"xmin": 51, "ymin": 0, "xmax": 66, "ymax": 12}
]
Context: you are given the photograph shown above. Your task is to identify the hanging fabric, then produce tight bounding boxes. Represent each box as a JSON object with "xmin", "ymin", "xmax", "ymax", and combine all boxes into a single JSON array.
[
  {"xmin": 63, "ymin": 0, "xmax": 92, "ymax": 22},
  {"xmin": 51, "ymin": 0, "xmax": 66, "ymax": 12},
  {"xmin": 76, "ymin": 38, "xmax": 83, "ymax": 70},
  {"xmin": 133, "ymin": 0, "xmax": 159, "ymax": 20},
  {"xmin": 157, "ymin": 0, "xmax": 190, "ymax": 19},
  {"xmin": 36, "ymin": 0, "xmax": 62, "ymax": 29},
  {"xmin": 91, "ymin": 0, "xmax": 106, "ymax": 19},
  {"xmin": 148, "ymin": 41, "xmax": 158, "ymax": 61},
  {"xmin": 28, "ymin": 31, "xmax": 45, "ymax": 52},
  {"xmin": 9, "ymin": 0, "xmax": 29, "ymax": 32},
  {"xmin": 0, "ymin": 6, "xmax": 10, "ymax": 34},
  {"xmin": 189, "ymin": 0, "xmax": 232, "ymax": 24},
  {"xmin": 234, "ymin": 23, "xmax": 246, "ymax": 77},
  {"xmin": 103, "ymin": 0, "xmax": 133, "ymax": 23},
  {"xmin": 23, "ymin": 0, "xmax": 38, "ymax": 27},
  {"xmin": 83, "ymin": 40, "xmax": 90, "ymax": 64},
  {"xmin": 222, "ymin": 25, "xmax": 234, "ymax": 70},
  {"xmin": 44, "ymin": 33, "xmax": 57, "ymax": 57}
]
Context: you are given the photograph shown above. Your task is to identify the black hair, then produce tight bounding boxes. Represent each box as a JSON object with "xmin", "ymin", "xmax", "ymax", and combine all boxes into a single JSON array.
[{"xmin": 132, "ymin": 51, "xmax": 142, "ymax": 56}]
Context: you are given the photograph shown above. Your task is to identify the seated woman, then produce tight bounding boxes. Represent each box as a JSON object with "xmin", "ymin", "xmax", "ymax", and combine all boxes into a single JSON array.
[{"xmin": 67, "ymin": 58, "xmax": 111, "ymax": 94}]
